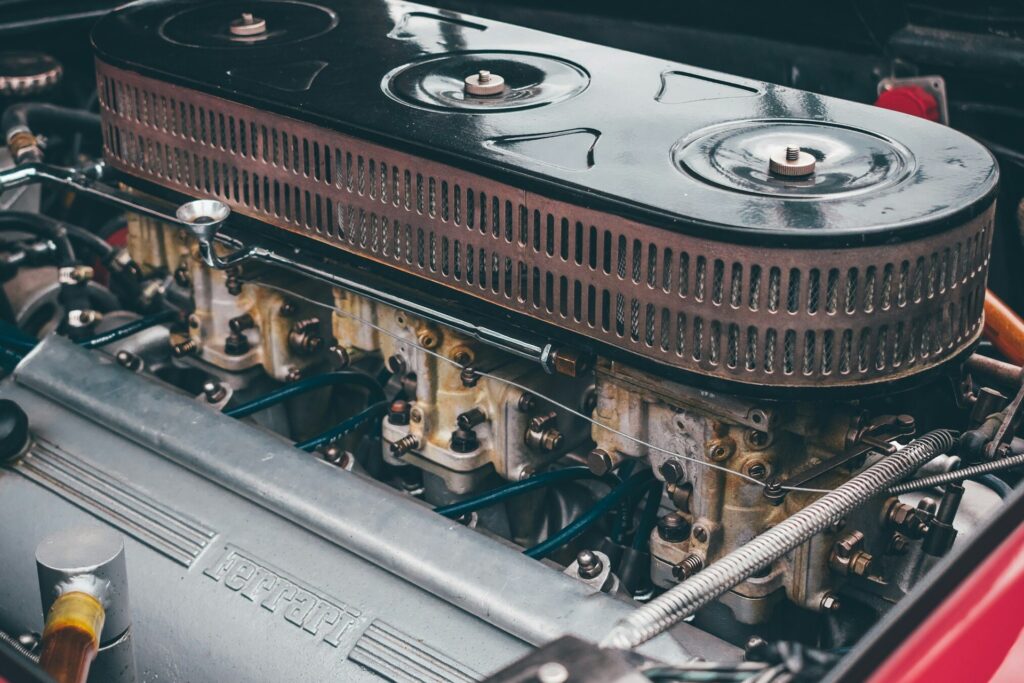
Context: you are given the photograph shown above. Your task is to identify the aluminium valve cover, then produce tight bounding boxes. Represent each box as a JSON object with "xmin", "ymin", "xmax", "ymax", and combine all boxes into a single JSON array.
[{"xmin": 91, "ymin": 0, "xmax": 998, "ymax": 392}]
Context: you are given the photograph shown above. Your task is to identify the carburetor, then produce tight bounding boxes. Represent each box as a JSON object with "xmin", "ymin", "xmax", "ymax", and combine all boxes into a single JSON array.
[
  {"xmin": 333, "ymin": 288, "xmax": 592, "ymax": 490},
  {"xmin": 591, "ymin": 359, "xmax": 921, "ymax": 621}
]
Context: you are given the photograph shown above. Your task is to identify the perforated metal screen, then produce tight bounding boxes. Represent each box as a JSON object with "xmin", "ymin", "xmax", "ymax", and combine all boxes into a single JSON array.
[{"xmin": 97, "ymin": 61, "xmax": 992, "ymax": 390}]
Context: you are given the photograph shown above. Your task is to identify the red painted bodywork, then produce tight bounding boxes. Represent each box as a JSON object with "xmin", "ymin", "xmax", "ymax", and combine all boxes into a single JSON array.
[{"xmin": 868, "ymin": 521, "xmax": 1024, "ymax": 683}]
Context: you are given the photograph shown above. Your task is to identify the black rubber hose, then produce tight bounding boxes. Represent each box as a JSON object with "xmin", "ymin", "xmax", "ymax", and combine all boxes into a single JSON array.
[
  {"xmin": 0, "ymin": 212, "xmax": 88, "ymax": 330},
  {"xmin": 0, "ymin": 211, "xmax": 76, "ymax": 265},
  {"xmin": 2, "ymin": 103, "xmax": 102, "ymax": 162},
  {"xmin": 0, "ymin": 344, "xmax": 22, "ymax": 372},
  {"xmin": 525, "ymin": 469, "xmax": 656, "ymax": 559},
  {"xmin": 434, "ymin": 466, "xmax": 619, "ymax": 519},
  {"xmin": 0, "ymin": 212, "xmax": 141, "ymax": 301},
  {"xmin": 79, "ymin": 309, "xmax": 178, "ymax": 349},
  {"xmin": 632, "ymin": 481, "xmax": 664, "ymax": 551},
  {"xmin": 226, "ymin": 371, "xmax": 387, "ymax": 419},
  {"xmin": 975, "ymin": 473, "xmax": 1013, "ymax": 499},
  {"xmin": 295, "ymin": 401, "xmax": 390, "ymax": 452}
]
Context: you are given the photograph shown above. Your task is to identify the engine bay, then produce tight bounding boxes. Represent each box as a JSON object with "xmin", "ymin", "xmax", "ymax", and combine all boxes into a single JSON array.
[{"xmin": 0, "ymin": 2, "xmax": 1022, "ymax": 682}]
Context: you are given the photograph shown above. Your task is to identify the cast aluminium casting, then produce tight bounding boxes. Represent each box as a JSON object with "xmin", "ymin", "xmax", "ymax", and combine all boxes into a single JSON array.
[
  {"xmin": 601, "ymin": 430, "xmax": 957, "ymax": 649},
  {"xmin": 96, "ymin": 61, "xmax": 992, "ymax": 390},
  {"xmin": 11, "ymin": 336, "xmax": 707, "ymax": 663}
]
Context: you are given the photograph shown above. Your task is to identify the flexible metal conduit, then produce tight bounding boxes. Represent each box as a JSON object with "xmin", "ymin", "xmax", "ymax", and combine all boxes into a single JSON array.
[
  {"xmin": 601, "ymin": 430, "xmax": 957, "ymax": 650},
  {"xmin": 887, "ymin": 451, "xmax": 1024, "ymax": 495}
]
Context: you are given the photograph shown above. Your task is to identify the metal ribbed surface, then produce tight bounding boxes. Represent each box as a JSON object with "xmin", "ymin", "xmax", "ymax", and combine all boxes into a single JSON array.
[{"xmin": 96, "ymin": 60, "xmax": 992, "ymax": 390}]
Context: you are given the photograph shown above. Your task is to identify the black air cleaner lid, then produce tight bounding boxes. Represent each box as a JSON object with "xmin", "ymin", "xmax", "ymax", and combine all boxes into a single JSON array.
[{"xmin": 91, "ymin": 0, "xmax": 998, "ymax": 248}]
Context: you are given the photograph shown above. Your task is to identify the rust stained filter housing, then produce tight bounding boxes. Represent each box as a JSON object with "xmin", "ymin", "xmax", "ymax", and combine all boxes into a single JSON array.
[{"xmin": 91, "ymin": 0, "xmax": 999, "ymax": 393}]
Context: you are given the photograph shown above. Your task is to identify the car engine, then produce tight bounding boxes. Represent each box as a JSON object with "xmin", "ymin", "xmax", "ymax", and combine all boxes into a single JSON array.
[{"xmin": 0, "ymin": 2, "xmax": 1022, "ymax": 682}]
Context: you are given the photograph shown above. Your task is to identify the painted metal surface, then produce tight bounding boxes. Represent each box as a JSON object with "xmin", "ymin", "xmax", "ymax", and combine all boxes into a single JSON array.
[
  {"xmin": 0, "ymin": 337, "xmax": 735, "ymax": 682},
  {"xmin": 90, "ymin": 0, "xmax": 998, "ymax": 246}
]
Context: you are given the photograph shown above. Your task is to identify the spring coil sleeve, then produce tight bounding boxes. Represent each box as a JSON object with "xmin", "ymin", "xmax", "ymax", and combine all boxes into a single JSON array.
[
  {"xmin": 601, "ymin": 429, "xmax": 956, "ymax": 650},
  {"xmin": 887, "ymin": 451, "xmax": 1024, "ymax": 495}
]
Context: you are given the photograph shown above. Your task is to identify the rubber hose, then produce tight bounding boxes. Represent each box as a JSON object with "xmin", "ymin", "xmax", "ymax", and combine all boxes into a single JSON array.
[
  {"xmin": 295, "ymin": 401, "xmax": 389, "ymax": 452},
  {"xmin": 435, "ymin": 466, "xmax": 615, "ymax": 518},
  {"xmin": 525, "ymin": 469, "xmax": 655, "ymax": 560},
  {"xmin": 226, "ymin": 370, "xmax": 386, "ymax": 418}
]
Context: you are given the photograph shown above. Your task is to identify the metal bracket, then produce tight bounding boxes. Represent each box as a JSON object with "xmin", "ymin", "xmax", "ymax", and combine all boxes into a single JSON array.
[{"xmin": 765, "ymin": 414, "xmax": 916, "ymax": 503}]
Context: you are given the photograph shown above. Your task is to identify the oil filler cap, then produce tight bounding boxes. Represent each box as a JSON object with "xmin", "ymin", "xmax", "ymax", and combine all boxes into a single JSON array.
[{"xmin": 0, "ymin": 398, "xmax": 30, "ymax": 463}]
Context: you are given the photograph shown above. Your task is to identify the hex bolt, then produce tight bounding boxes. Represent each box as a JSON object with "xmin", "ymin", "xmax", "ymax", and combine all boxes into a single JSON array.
[
  {"xmin": 576, "ymin": 550, "xmax": 604, "ymax": 579},
  {"xmin": 539, "ymin": 428, "xmax": 563, "ymax": 452},
  {"xmin": 548, "ymin": 347, "xmax": 589, "ymax": 377},
  {"xmin": 450, "ymin": 427, "xmax": 479, "ymax": 453},
  {"xmin": 884, "ymin": 500, "xmax": 929, "ymax": 538},
  {"xmin": 224, "ymin": 274, "xmax": 242, "ymax": 295},
  {"xmin": 460, "ymin": 366, "xmax": 480, "ymax": 388},
  {"xmin": 588, "ymin": 448, "xmax": 614, "ymax": 476},
  {"xmin": 388, "ymin": 400, "xmax": 411, "ymax": 426},
  {"xmin": 672, "ymin": 554, "xmax": 704, "ymax": 580},
  {"xmin": 528, "ymin": 412, "xmax": 557, "ymax": 433},
  {"xmin": 657, "ymin": 513, "xmax": 690, "ymax": 542},
  {"xmin": 820, "ymin": 593, "xmax": 842, "ymax": 612},
  {"xmin": 202, "ymin": 381, "xmax": 227, "ymax": 403},
  {"xmin": 288, "ymin": 318, "xmax": 323, "ymax": 355},
  {"xmin": 224, "ymin": 331, "xmax": 250, "ymax": 356},
  {"xmin": 659, "ymin": 459, "xmax": 685, "ymax": 483},
  {"xmin": 830, "ymin": 531, "xmax": 875, "ymax": 577},
  {"xmin": 172, "ymin": 339, "xmax": 198, "ymax": 358},
  {"xmin": 229, "ymin": 313, "xmax": 255, "ymax": 333},
  {"xmin": 457, "ymin": 408, "xmax": 487, "ymax": 430},
  {"xmin": 888, "ymin": 533, "xmax": 910, "ymax": 555},
  {"xmin": 390, "ymin": 434, "xmax": 420, "ymax": 457},
  {"xmin": 917, "ymin": 496, "xmax": 938, "ymax": 516},
  {"xmin": 516, "ymin": 393, "xmax": 537, "ymax": 413},
  {"xmin": 328, "ymin": 344, "xmax": 350, "ymax": 369},
  {"xmin": 321, "ymin": 446, "xmax": 347, "ymax": 466},
  {"xmin": 115, "ymin": 350, "xmax": 142, "ymax": 371},
  {"xmin": 764, "ymin": 479, "xmax": 785, "ymax": 506}
]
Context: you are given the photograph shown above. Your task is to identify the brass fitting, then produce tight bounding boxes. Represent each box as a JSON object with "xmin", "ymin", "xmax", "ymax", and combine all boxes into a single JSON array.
[{"xmin": 7, "ymin": 129, "xmax": 41, "ymax": 163}]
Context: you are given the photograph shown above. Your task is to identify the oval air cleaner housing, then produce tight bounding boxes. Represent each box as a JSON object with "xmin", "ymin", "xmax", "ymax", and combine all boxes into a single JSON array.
[{"xmin": 91, "ymin": 0, "xmax": 998, "ymax": 393}]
